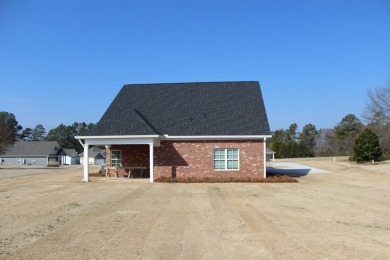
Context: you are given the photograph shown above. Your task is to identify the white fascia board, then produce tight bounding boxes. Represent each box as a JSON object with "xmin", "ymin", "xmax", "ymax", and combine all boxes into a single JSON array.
[
  {"xmin": 75, "ymin": 135, "xmax": 159, "ymax": 146},
  {"xmin": 162, "ymin": 135, "xmax": 272, "ymax": 140},
  {"xmin": 75, "ymin": 135, "xmax": 160, "ymax": 139}
]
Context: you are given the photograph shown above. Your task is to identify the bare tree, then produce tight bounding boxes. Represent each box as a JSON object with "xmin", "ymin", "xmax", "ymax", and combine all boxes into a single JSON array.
[
  {"xmin": 362, "ymin": 80, "xmax": 390, "ymax": 152},
  {"xmin": 314, "ymin": 128, "xmax": 337, "ymax": 156}
]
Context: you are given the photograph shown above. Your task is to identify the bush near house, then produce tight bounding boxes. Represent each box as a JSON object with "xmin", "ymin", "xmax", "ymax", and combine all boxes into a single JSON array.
[{"xmin": 155, "ymin": 175, "xmax": 298, "ymax": 183}]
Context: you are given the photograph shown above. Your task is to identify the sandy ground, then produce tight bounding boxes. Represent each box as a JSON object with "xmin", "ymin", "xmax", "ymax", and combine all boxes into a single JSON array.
[{"xmin": 0, "ymin": 158, "xmax": 389, "ymax": 259}]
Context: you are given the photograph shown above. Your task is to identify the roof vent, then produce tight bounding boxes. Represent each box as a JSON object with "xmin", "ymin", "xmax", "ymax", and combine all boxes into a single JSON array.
[{"xmin": 189, "ymin": 117, "xmax": 193, "ymax": 122}]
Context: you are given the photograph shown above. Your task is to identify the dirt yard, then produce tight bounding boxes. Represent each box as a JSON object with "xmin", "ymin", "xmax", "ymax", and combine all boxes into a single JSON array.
[{"xmin": 1, "ymin": 158, "xmax": 389, "ymax": 259}]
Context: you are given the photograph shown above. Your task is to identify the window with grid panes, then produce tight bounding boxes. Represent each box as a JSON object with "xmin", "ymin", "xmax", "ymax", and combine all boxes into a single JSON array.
[
  {"xmin": 111, "ymin": 150, "xmax": 122, "ymax": 167},
  {"xmin": 213, "ymin": 148, "xmax": 239, "ymax": 170}
]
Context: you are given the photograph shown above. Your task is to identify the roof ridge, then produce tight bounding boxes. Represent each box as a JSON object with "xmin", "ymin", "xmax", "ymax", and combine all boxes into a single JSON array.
[{"xmin": 123, "ymin": 81, "xmax": 258, "ymax": 87}]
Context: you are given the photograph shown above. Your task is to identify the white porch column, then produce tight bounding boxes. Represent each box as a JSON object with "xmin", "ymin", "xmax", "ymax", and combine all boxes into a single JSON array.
[
  {"xmin": 83, "ymin": 144, "xmax": 89, "ymax": 182},
  {"xmin": 263, "ymin": 138, "xmax": 267, "ymax": 178},
  {"xmin": 149, "ymin": 144, "xmax": 154, "ymax": 183}
]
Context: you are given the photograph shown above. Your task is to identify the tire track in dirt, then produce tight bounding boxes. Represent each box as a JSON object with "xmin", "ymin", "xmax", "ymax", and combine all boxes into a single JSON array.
[
  {"xmin": 134, "ymin": 184, "xmax": 189, "ymax": 259},
  {"xmin": 5, "ymin": 184, "xmax": 153, "ymax": 259},
  {"xmin": 0, "ymin": 182, "xmax": 133, "ymax": 257},
  {"xmin": 181, "ymin": 184, "xmax": 226, "ymax": 260},
  {"xmin": 207, "ymin": 184, "xmax": 273, "ymax": 259},
  {"xmin": 218, "ymin": 184, "xmax": 318, "ymax": 259}
]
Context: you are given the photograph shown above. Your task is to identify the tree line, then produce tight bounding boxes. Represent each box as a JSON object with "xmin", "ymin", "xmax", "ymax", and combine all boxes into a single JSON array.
[
  {"xmin": 269, "ymin": 80, "xmax": 390, "ymax": 162},
  {"xmin": 0, "ymin": 113, "xmax": 94, "ymax": 154},
  {"xmin": 269, "ymin": 114, "xmax": 363, "ymax": 157},
  {"xmin": 1, "ymin": 80, "xmax": 389, "ymax": 161}
]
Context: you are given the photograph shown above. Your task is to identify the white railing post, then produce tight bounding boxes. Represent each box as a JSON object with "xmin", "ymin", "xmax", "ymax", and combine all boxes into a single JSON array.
[
  {"xmin": 149, "ymin": 144, "xmax": 154, "ymax": 183},
  {"xmin": 83, "ymin": 144, "xmax": 89, "ymax": 182}
]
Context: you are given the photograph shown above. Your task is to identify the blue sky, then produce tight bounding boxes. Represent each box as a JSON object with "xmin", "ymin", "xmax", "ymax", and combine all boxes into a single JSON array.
[{"xmin": 1, "ymin": 0, "xmax": 389, "ymax": 132}]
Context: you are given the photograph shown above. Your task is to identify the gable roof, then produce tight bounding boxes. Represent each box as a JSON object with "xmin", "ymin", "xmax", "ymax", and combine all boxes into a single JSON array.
[
  {"xmin": 266, "ymin": 149, "xmax": 276, "ymax": 154},
  {"xmin": 1, "ymin": 141, "xmax": 62, "ymax": 156},
  {"xmin": 88, "ymin": 81, "xmax": 270, "ymax": 136},
  {"xmin": 79, "ymin": 147, "xmax": 106, "ymax": 158},
  {"xmin": 63, "ymin": 149, "xmax": 78, "ymax": 157}
]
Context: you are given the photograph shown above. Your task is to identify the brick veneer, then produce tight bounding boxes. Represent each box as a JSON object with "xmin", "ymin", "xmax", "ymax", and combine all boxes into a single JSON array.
[
  {"xmin": 106, "ymin": 140, "xmax": 265, "ymax": 180},
  {"xmin": 106, "ymin": 144, "xmax": 150, "ymax": 177},
  {"xmin": 154, "ymin": 140, "xmax": 265, "ymax": 179}
]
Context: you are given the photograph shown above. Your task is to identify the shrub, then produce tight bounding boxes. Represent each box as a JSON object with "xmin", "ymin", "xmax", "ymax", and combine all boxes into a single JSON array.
[
  {"xmin": 47, "ymin": 163, "xmax": 60, "ymax": 167},
  {"xmin": 380, "ymin": 152, "xmax": 390, "ymax": 161},
  {"xmin": 352, "ymin": 128, "xmax": 382, "ymax": 162},
  {"xmin": 155, "ymin": 175, "xmax": 298, "ymax": 183}
]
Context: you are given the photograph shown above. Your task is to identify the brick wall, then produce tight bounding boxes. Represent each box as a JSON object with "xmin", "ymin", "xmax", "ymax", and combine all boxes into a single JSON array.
[
  {"xmin": 154, "ymin": 140, "xmax": 265, "ymax": 179},
  {"xmin": 106, "ymin": 140, "xmax": 265, "ymax": 180},
  {"xmin": 106, "ymin": 144, "xmax": 150, "ymax": 177}
]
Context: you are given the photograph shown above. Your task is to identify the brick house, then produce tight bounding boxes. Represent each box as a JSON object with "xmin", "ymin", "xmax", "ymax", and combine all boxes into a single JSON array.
[{"xmin": 76, "ymin": 81, "xmax": 271, "ymax": 182}]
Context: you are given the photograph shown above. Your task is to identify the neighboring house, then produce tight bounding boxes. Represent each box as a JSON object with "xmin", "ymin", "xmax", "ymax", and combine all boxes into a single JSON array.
[
  {"xmin": 266, "ymin": 149, "xmax": 276, "ymax": 162},
  {"xmin": 61, "ymin": 149, "xmax": 80, "ymax": 165},
  {"xmin": 0, "ymin": 141, "xmax": 65, "ymax": 166},
  {"xmin": 79, "ymin": 147, "xmax": 106, "ymax": 165},
  {"xmin": 76, "ymin": 81, "xmax": 271, "ymax": 182}
]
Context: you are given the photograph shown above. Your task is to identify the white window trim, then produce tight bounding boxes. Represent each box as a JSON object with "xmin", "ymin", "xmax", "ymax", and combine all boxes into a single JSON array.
[
  {"xmin": 111, "ymin": 150, "xmax": 122, "ymax": 167},
  {"xmin": 213, "ymin": 148, "xmax": 240, "ymax": 171}
]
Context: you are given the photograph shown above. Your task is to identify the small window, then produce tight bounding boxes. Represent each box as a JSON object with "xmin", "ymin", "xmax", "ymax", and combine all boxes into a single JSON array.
[
  {"xmin": 111, "ymin": 150, "xmax": 122, "ymax": 167},
  {"xmin": 213, "ymin": 148, "xmax": 239, "ymax": 170}
]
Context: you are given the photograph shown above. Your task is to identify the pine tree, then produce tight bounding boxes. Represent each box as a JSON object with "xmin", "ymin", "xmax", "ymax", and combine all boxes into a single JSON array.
[{"xmin": 352, "ymin": 128, "xmax": 382, "ymax": 162}]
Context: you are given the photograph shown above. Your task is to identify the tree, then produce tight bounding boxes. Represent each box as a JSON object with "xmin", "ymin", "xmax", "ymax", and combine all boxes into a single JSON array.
[
  {"xmin": 362, "ymin": 80, "xmax": 390, "ymax": 152},
  {"xmin": 314, "ymin": 128, "xmax": 337, "ymax": 156},
  {"xmin": 19, "ymin": 128, "xmax": 33, "ymax": 141},
  {"xmin": 299, "ymin": 124, "xmax": 319, "ymax": 156},
  {"xmin": 46, "ymin": 122, "xmax": 94, "ymax": 153},
  {"xmin": 0, "ymin": 112, "xmax": 23, "ymax": 153},
  {"xmin": 334, "ymin": 114, "xmax": 364, "ymax": 155},
  {"xmin": 269, "ymin": 123, "xmax": 316, "ymax": 158},
  {"xmin": 31, "ymin": 124, "xmax": 46, "ymax": 141},
  {"xmin": 46, "ymin": 124, "xmax": 71, "ymax": 148},
  {"xmin": 352, "ymin": 128, "xmax": 382, "ymax": 162},
  {"xmin": 285, "ymin": 123, "xmax": 298, "ymax": 142}
]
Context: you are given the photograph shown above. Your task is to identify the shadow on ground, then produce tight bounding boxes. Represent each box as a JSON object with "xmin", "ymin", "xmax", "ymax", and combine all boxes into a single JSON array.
[{"xmin": 266, "ymin": 167, "xmax": 310, "ymax": 177}]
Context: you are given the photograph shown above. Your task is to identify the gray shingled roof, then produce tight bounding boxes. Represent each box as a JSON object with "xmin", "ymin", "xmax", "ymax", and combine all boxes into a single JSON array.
[
  {"xmin": 63, "ymin": 149, "xmax": 78, "ymax": 157},
  {"xmin": 79, "ymin": 147, "xmax": 106, "ymax": 158},
  {"xmin": 1, "ymin": 141, "xmax": 61, "ymax": 156},
  {"xmin": 88, "ymin": 81, "xmax": 270, "ymax": 136}
]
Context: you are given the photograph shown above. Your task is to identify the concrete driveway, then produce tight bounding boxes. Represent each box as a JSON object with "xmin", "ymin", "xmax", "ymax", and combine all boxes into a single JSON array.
[{"xmin": 267, "ymin": 162, "xmax": 329, "ymax": 177}]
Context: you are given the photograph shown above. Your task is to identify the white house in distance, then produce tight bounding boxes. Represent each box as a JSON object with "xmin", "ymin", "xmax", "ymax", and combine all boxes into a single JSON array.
[
  {"xmin": 266, "ymin": 149, "xmax": 276, "ymax": 162},
  {"xmin": 79, "ymin": 147, "xmax": 105, "ymax": 165},
  {"xmin": 61, "ymin": 149, "xmax": 80, "ymax": 165}
]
